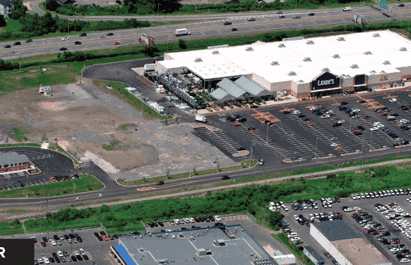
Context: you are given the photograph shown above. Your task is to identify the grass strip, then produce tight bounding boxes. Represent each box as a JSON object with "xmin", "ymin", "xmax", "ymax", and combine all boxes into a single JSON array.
[
  {"xmin": 0, "ymin": 143, "xmax": 41, "ymax": 148},
  {"xmin": 0, "ymin": 220, "xmax": 24, "ymax": 236},
  {"xmin": 12, "ymin": 127, "xmax": 28, "ymax": 142},
  {"xmin": 117, "ymin": 159, "xmax": 257, "ymax": 186},
  {"xmin": 272, "ymin": 233, "xmax": 314, "ymax": 265},
  {"xmin": 0, "ymin": 173, "xmax": 104, "ymax": 198}
]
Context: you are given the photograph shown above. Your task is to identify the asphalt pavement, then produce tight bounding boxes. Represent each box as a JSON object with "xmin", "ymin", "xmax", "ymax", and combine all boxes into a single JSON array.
[{"xmin": 2, "ymin": 4, "xmax": 411, "ymax": 59}]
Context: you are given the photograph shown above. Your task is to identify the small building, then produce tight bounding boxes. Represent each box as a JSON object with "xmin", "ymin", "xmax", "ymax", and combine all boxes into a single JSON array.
[
  {"xmin": 0, "ymin": 152, "xmax": 30, "ymax": 173},
  {"xmin": 38, "ymin": 86, "xmax": 52, "ymax": 95},
  {"xmin": 303, "ymin": 246, "xmax": 324, "ymax": 265},
  {"xmin": 310, "ymin": 220, "xmax": 391, "ymax": 265},
  {"xmin": 0, "ymin": 0, "xmax": 14, "ymax": 18}
]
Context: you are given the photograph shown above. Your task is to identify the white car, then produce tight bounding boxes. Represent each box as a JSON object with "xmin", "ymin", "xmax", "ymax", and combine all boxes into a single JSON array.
[
  {"xmin": 74, "ymin": 251, "xmax": 80, "ymax": 256},
  {"xmin": 62, "ymin": 37, "xmax": 69, "ymax": 41},
  {"xmin": 321, "ymin": 114, "xmax": 330, "ymax": 119},
  {"xmin": 215, "ymin": 215, "xmax": 221, "ymax": 221},
  {"xmin": 370, "ymin": 127, "xmax": 379, "ymax": 131},
  {"xmin": 342, "ymin": 7, "xmax": 352, "ymax": 11},
  {"xmin": 79, "ymin": 248, "xmax": 85, "ymax": 255},
  {"xmin": 58, "ymin": 251, "xmax": 64, "ymax": 257},
  {"xmin": 389, "ymin": 98, "xmax": 397, "ymax": 103},
  {"xmin": 190, "ymin": 218, "xmax": 195, "ymax": 223},
  {"xmin": 51, "ymin": 240, "xmax": 57, "ymax": 246},
  {"xmin": 38, "ymin": 258, "xmax": 44, "ymax": 264},
  {"xmin": 292, "ymin": 110, "xmax": 301, "ymax": 115},
  {"xmin": 166, "ymin": 229, "xmax": 172, "ymax": 232},
  {"xmin": 43, "ymin": 257, "xmax": 50, "ymax": 264},
  {"xmin": 331, "ymin": 143, "xmax": 338, "ymax": 147},
  {"xmin": 401, "ymin": 119, "xmax": 410, "ymax": 124}
]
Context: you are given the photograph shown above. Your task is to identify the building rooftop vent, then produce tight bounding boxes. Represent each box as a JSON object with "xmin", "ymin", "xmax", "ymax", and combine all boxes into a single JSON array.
[
  {"xmin": 271, "ymin": 61, "xmax": 279, "ymax": 66},
  {"xmin": 364, "ymin": 51, "xmax": 372, "ymax": 55},
  {"xmin": 303, "ymin": 57, "xmax": 312, "ymax": 62},
  {"xmin": 322, "ymin": 67, "xmax": 330, "ymax": 72},
  {"xmin": 306, "ymin": 40, "xmax": 314, "ymax": 45},
  {"xmin": 373, "ymin": 33, "xmax": 381, "ymax": 37},
  {"xmin": 194, "ymin": 58, "xmax": 202, "ymax": 62},
  {"xmin": 400, "ymin": 47, "xmax": 407, "ymax": 51},
  {"xmin": 383, "ymin": 60, "xmax": 391, "ymax": 65},
  {"xmin": 212, "ymin": 50, "xmax": 219, "ymax": 54},
  {"xmin": 332, "ymin": 54, "xmax": 340, "ymax": 59},
  {"xmin": 246, "ymin": 47, "xmax": 254, "ymax": 51},
  {"xmin": 381, "ymin": 70, "xmax": 386, "ymax": 74},
  {"xmin": 350, "ymin": 64, "xmax": 359, "ymax": 69},
  {"xmin": 337, "ymin": 37, "xmax": 345, "ymax": 41},
  {"xmin": 288, "ymin": 71, "xmax": 296, "ymax": 76},
  {"xmin": 370, "ymin": 70, "xmax": 376, "ymax": 74},
  {"xmin": 298, "ymin": 80, "xmax": 304, "ymax": 83},
  {"xmin": 278, "ymin": 43, "xmax": 286, "ymax": 48}
]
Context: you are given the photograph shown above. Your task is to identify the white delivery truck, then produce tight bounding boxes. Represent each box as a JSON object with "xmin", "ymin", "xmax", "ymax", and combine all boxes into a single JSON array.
[
  {"xmin": 195, "ymin": 115, "xmax": 207, "ymax": 123},
  {"xmin": 175, "ymin": 28, "xmax": 191, "ymax": 36}
]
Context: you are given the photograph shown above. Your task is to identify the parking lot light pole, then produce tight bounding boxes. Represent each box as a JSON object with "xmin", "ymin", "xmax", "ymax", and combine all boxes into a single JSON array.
[{"xmin": 315, "ymin": 137, "xmax": 319, "ymax": 158}]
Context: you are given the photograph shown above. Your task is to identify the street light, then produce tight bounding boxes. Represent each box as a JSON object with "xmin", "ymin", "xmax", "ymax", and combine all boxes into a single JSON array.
[{"xmin": 315, "ymin": 137, "xmax": 319, "ymax": 158}]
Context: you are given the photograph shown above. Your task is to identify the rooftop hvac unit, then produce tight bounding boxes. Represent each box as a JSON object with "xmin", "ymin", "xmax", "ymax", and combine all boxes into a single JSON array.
[
  {"xmin": 337, "ymin": 37, "xmax": 345, "ymax": 41},
  {"xmin": 212, "ymin": 50, "xmax": 219, "ymax": 54},
  {"xmin": 400, "ymin": 47, "xmax": 407, "ymax": 51},
  {"xmin": 298, "ymin": 80, "xmax": 304, "ymax": 83},
  {"xmin": 278, "ymin": 43, "xmax": 286, "ymax": 48},
  {"xmin": 381, "ymin": 70, "xmax": 386, "ymax": 74},
  {"xmin": 350, "ymin": 64, "xmax": 359, "ymax": 69},
  {"xmin": 306, "ymin": 40, "xmax": 314, "ymax": 45},
  {"xmin": 383, "ymin": 60, "xmax": 390, "ymax": 65},
  {"xmin": 246, "ymin": 47, "xmax": 253, "ymax": 51},
  {"xmin": 288, "ymin": 71, "xmax": 296, "ymax": 76},
  {"xmin": 364, "ymin": 51, "xmax": 372, "ymax": 55},
  {"xmin": 194, "ymin": 58, "xmax": 202, "ymax": 62},
  {"xmin": 303, "ymin": 57, "xmax": 311, "ymax": 62},
  {"xmin": 333, "ymin": 54, "xmax": 340, "ymax": 58},
  {"xmin": 373, "ymin": 33, "xmax": 380, "ymax": 37},
  {"xmin": 271, "ymin": 61, "xmax": 279, "ymax": 66},
  {"xmin": 370, "ymin": 70, "xmax": 376, "ymax": 74},
  {"xmin": 322, "ymin": 67, "xmax": 330, "ymax": 72}
]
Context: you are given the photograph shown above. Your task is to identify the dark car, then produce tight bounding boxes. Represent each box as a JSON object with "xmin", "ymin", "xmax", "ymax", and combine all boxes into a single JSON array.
[
  {"xmin": 93, "ymin": 232, "xmax": 99, "ymax": 238},
  {"xmin": 41, "ymin": 242, "xmax": 47, "ymax": 247},
  {"xmin": 26, "ymin": 38, "xmax": 33, "ymax": 43},
  {"xmin": 42, "ymin": 237, "xmax": 48, "ymax": 242},
  {"xmin": 74, "ymin": 41, "xmax": 81, "ymax": 45},
  {"xmin": 59, "ymin": 47, "xmax": 67, "ymax": 51},
  {"xmin": 293, "ymin": 15, "xmax": 301, "ymax": 19},
  {"xmin": 204, "ymin": 217, "xmax": 210, "ymax": 222},
  {"xmin": 77, "ymin": 236, "xmax": 83, "ymax": 243},
  {"xmin": 302, "ymin": 117, "xmax": 310, "ymax": 121},
  {"xmin": 341, "ymin": 101, "xmax": 349, "ymax": 105},
  {"xmin": 231, "ymin": 28, "xmax": 238, "ymax": 31},
  {"xmin": 237, "ymin": 146, "xmax": 245, "ymax": 151},
  {"xmin": 224, "ymin": 21, "xmax": 232, "ymax": 25},
  {"xmin": 4, "ymin": 45, "xmax": 11, "ymax": 48},
  {"xmin": 106, "ymin": 32, "xmax": 114, "ymax": 36},
  {"xmin": 79, "ymin": 33, "xmax": 87, "ymax": 37},
  {"xmin": 100, "ymin": 231, "xmax": 106, "ymax": 236},
  {"xmin": 221, "ymin": 175, "xmax": 230, "ymax": 180},
  {"xmin": 332, "ymin": 259, "xmax": 340, "ymax": 265},
  {"xmin": 82, "ymin": 254, "xmax": 89, "ymax": 260},
  {"xmin": 399, "ymin": 3, "xmax": 405, "ymax": 7},
  {"xmin": 76, "ymin": 255, "xmax": 83, "ymax": 261},
  {"xmin": 298, "ymin": 114, "xmax": 306, "ymax": 118},
  {"xmin": 209, "ymin": 216, "xmax": 215, "ymax": 221},
  {"xmin": 13, "ymin": 41, "xmax": 21, "ymax": 46},
  {"xmin": 71, "ymin": 256, "xmax": 77, "ymax": 262},
  {"xmin": 237, "ymin": 117, "xmax": 246, "ymax": 122},
  {"xmin": 276, "ymin": 11, "xmax": 283, "ymax": 14},
  {"xmin": 333, "ymin": 123, "xmax": 342, "ymax": 127},
  {"xmin": 17, "ymin": 180, "xmax": 24, "ymax": 187},
  {"xmin": 308, "ymin": 13, "xmax": 315, "ymax": 16},
  {"xmin": 324, "ymin": 252, "xmax": 331, "ymax": 258},
  {"xmin": 53, "ymin": 235, "xmax": 59, "ymax": 240},
  {"xmin": 247, "ymin": 17, "xmax": 256, "ymax": 21},
  {"xmin": 226, "ymin": 116, "xmax": 235, "ymax": 121},
  {"xmin": 279, "ymin": 15, "xmax": 285, "ymax": 18},
  {"xmin": 357, "ymin": 125, "xmax": 365, "ymax": 130},
  {"xmin": 283, "ymin": 110, "xmax": 291, "ymax": 114}
]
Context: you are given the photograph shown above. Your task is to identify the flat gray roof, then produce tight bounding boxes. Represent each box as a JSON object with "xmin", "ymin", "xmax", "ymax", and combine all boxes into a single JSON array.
[
  {"xmin": 313, "ymin": 220, "xmax": 363, "ymax": 242},
  {"xmin": 217, "ymin": 78, "xmax": 247, "ymax": 98},
  {"xmin": 0, "ymin": 152, "xmax": 29, "ymax": 167},
  {"xmin": 304, "ymin": 246, "xmax": 324, "ymax": 262},
  {"xmin": 119, "ymin": 224, "xmax": 277, "ymax": 265}
]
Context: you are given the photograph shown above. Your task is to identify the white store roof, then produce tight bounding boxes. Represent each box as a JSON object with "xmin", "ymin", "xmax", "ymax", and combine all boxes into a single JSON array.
[{"xmin": 162, "ymin": 30, "xmax": 410, "ymax": 83}]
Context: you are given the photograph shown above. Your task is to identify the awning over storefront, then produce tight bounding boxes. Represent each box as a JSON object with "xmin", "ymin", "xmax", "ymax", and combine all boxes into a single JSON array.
[{"xmin": 311, "ymin": 87, "xmax": 342, "ymax": 93}]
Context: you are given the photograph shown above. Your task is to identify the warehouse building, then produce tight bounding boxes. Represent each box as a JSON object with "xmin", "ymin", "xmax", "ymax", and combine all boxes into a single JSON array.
[
  {"xmin": 310, "ymin": 220, "xmax": 391, "ymax": 265},
  {"xmin": 0, "ymin": 152, "xmax": 30, "ymax": 173},
  {"xmin": 156, "ymin": 30, "xmax": 411, "ymax": 100},
  {"xmin": 111, "ymin": 224, "xmax": 278, "ymax": 265}
]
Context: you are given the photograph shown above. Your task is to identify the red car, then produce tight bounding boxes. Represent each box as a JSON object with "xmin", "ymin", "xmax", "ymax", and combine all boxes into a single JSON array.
[
  {"xmin": 50, "ymin": 176, "xmax": 56, "ymax": 182},
  {"xmin": 103, "ymin": 235, "xmax": 110, "ymax": 241},
  {"xmin": 113, "ymin": 42, "xmax": 121, "ymax": 45}
]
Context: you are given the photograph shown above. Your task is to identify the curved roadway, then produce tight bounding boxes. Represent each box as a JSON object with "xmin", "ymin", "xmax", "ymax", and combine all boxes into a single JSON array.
[
  {"xmin": 3, "ymin": 4, "xmax": 411, "ymax": 60},
  {"xmin": 2, "ymin": 145, "xmax": 411, "ymax": 209}
]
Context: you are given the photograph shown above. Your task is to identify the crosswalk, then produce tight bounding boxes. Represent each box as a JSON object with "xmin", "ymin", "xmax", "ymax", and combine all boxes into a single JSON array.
[
  {"xmin": 0, "ymin": 171, "xmax": 29, "ymax": 180},
  {"xmin": 29, "ymin": 154, "xmax": 54, "ymax": 161}
]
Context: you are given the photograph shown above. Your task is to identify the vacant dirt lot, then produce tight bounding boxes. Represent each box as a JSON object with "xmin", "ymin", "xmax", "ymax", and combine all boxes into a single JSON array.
[{"xmin": 0, "ymin": 79, "xmax": 238, "ymax": 180}]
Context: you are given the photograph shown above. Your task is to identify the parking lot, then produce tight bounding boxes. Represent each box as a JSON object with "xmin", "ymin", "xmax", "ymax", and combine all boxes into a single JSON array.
[
  {"xmin": 276, "ymin": 189, "xmax": 411, "ymax": 265},
  {"xmin": 3, "ymin": 227, "xmax": 118, "ymax": 264},
  {"xmin": 0, "ymin": 147, "xmax": 80, "ymax": 191},
  {"xmin": 201, "ymin": 91, "xmax": 411, "ymax": 165}
]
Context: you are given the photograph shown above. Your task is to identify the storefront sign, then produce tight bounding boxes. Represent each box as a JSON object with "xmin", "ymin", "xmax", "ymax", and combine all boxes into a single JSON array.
[{"xmin": 312, "ymin": 72, "xmax": 340, "ymax": 90}]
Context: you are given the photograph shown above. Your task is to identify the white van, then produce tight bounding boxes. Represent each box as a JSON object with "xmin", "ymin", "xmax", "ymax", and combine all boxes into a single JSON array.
[
  {"xmin": 343, "ymin": 7, "xmax": 352, "ymax": 11},
  {"xmin": 175, "ymin": 28, "xmax": 191, "ymax": 36}
]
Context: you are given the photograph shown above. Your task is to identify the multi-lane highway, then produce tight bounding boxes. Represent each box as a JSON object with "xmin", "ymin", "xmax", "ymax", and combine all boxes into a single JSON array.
[{"xmin": 2, "ymin": 4, "xmax": 410, "ymax": 60}]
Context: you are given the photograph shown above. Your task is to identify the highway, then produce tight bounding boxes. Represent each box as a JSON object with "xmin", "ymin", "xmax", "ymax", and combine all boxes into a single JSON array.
[
  {"xmin": 1, "ymin": 144, "xmax": 411, "ymax": 210},
  {"xmin": 2, "ymin": 4, "xmax": 411, "ymax": 60}
]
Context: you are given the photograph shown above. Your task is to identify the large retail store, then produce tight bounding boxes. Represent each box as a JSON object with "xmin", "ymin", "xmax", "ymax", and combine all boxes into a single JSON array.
[{"xmin": 155, "ymin": 30, "xmax": 411, "ymax": 100}]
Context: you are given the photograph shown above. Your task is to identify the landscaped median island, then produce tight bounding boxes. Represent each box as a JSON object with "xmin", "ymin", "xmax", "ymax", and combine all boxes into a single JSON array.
[
  {"xmin": 0, "ymin": 173, "xmax": 104, "ymax": 198},
  {"xmin": 117, "ymin": 159, "xmax": 257, "ymax": 186}
]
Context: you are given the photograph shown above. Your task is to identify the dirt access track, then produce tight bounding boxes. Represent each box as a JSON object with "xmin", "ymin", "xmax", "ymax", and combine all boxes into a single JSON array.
[{"xmin": 0, "ymin": 78, "xmax": 238, "ymax": 181}]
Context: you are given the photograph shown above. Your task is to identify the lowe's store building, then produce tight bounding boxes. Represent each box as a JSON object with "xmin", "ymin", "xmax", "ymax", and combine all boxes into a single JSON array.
[{"xmin": 155, "ymin": 30, "xmax": 411, "ymax": 100}]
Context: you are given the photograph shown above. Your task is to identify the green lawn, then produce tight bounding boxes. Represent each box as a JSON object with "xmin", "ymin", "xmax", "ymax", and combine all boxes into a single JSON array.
[
  {"xmin": 117, "ymin": 160, "xmax": 257, "ymax": 186},
  {"xmin": 0, "ymin": 173, "xmax": 104, "ymax": 198},
  {"xmin": 0, "ymin": 220, "xmax": 24, "ymax": 236},
  {"xmin": 0, "ymin": 143, "xmax": 41, "ymax": 148},
  {"xmin": 12, "ymin": 127, "xmax": 28, "ymax": 142}
]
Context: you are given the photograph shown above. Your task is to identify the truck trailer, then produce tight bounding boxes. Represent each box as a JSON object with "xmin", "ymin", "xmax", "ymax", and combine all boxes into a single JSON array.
[{"xmin": 195, "ymin": 115, "xmax": 206, "ymax": 123}]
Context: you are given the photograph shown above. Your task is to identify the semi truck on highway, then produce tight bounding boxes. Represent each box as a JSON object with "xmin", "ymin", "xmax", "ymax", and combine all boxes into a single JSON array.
[
  {"xmin": 195, "ymin": 115, "xmax": 207, "ymax": 123},
  {"xmin": 175, "ymin": 28, "xmax": 191, "ymax": 36}
]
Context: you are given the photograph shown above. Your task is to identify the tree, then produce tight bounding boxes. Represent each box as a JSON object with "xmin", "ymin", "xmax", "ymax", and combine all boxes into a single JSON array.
[
  {"xmin": 268, "ymin": 211, "xmax": 282, "ymax": 228},
  {"xmin": 0, "ymin": 16, "xmax": 6, "ymax": 28},
  {"xmin": 45, "ymin": 0, "xmax": 61, "ymax": 11},
  {"xmin": 9, "ymin": 0, "xmax": 27, "ymax": 20},
  {"xmin": 178, "ymin": 39, "xmax": 187, "ymax": 49}
]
